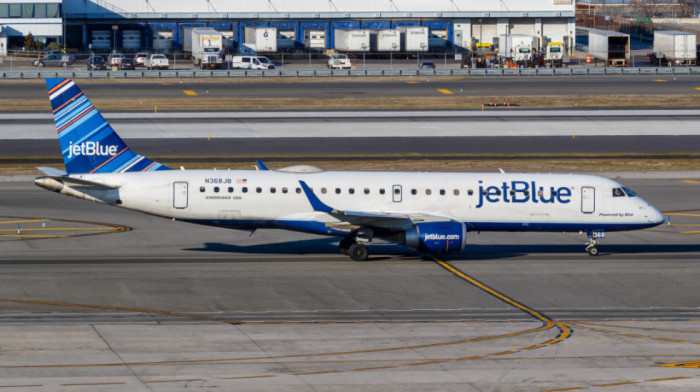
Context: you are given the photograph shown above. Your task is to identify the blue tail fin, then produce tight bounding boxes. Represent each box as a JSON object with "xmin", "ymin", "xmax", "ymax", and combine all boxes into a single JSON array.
[{"xmin": 46, "ymin": 78, "xmax": 170, "ymax": 175}]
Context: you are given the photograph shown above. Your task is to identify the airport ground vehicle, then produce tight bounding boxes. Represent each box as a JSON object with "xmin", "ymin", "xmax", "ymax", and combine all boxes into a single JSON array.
[
  {"xmin": 498, "ymin": 34, "xmax": 535, "ymax": 67},
  {"xmin": 588, "ymin": 29, "xmax": 630, "ymax": 67},
  {"xmin": 544, "ymin": 42, "xmax": 565, "ymax": 67},
  {"xmin": 119, "ymin": 58, "xmax": 135, "ymax": 70},
  {"xmin": 230, "ymin": 55, "xmax": 275, "ymax": 70},
  {"xmin": 107, "ymin": 53, "xmax": 124, "ymax": 66},
  {"xmin": 37, "ymin": 78, "xmax": 666, "ymax": 261},
  {"xmin": 145, "ymin": 54, "xmax": 169, "ymax": 70},
  {"xmin": 32, "ymin": 54, "xmax": 74, "ymax": 67},
  {"xmin": 650, "ymin": 30, "xmax": 697, "ymax": 66},
  {"xmin": 134, "ymin": 52, "xmax": 149, "ymax": 66},
  {"xmin": 419, "ymin": 61, "xmax": 436, "ymax": 69},
  {"xmin": 86, "ymin": 56, "xmax": 106, "ymax": 70},
  {"xmin": 183, "ymin": 27, "xmax": 224, "ymax": 69},
  {"xmin": 328, "ymin": 54, "xmax": 352, "ymax": 69}
]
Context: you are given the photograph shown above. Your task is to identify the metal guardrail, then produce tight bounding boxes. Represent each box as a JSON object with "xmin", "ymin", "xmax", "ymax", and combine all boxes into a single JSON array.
[{"xmin": 2, "ymin": 67, "xmax": 699, "ymax": 79}]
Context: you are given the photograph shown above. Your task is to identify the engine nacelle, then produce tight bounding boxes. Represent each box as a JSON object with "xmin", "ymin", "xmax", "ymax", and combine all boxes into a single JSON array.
[{"xmin": 401, "ymin": 221, "xmax": 466, "ymax": 254}]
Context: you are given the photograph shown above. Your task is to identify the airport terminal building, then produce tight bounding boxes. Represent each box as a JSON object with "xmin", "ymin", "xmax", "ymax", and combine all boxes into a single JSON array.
[{"xmin": 1, "ymin": 0, "xmax": 575, "ymax": 54}]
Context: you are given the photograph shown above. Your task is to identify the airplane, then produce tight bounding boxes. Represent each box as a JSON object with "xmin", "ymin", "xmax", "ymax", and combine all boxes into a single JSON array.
[{"xmin": 35, "ymin": 78, "xmax": 666, "ymax": 261}]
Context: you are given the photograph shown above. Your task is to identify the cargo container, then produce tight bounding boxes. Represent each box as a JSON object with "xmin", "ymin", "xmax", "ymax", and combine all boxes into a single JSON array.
[
  {"xmin": 244, "ymin": 26, "xmax": 277, "ymax": 53},
  {"xmin": 334, "ymin": 29, "xmax": 369, "ymax": 52},
  {"xmin": 588, "ymin": 29, "xmax": 630, "ymax": 67},
  {"xmin": 369, "ymin": 29, "xmax": 400, "ymax": 51},
  {"xmin": 397, "ymin": 26, "xmax": 428, "ymax": 52},
  {"xmin": 183, "ymin": 27, "xmax": 223, "ymax": 69},
  {"xmin": 652, "ymin": 30, "xmax": 696, "ymax": 66}
]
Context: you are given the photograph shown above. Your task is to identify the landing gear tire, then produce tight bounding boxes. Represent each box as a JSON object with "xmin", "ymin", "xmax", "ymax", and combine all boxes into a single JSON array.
[
  {"xmin": 586, "ymin": 246, "xmax": 599, "ymax": 256},
  {"xmin": 348, "ymin": 243, "xmax": 369, "ymax": 261},
  {"xmin": 339, "ymin": 236, "xmax": 356, "ymax": 256}
]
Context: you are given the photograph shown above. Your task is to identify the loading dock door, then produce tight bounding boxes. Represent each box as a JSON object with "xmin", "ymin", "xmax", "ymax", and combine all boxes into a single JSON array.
[
  {"xmin": 173, "ymin": 182, "xmax": 188, "ymax": 209},
  {"xmin": 581, "ymin": 186, "xmax": 595, "ymax": 214}
]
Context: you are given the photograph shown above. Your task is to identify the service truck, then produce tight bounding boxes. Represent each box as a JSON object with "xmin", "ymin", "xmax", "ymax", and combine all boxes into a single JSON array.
[
  {"xmin": 397, "ymin": 26, "xmax": 429, "ymax": 52},
  {"xmin": 183, "ymin": 27, "xmax": 224, "ymax": 69},
  {"xmin": 244, "ymin": 27, "xmax": 277, "ymax": 53},
  {"xmin": 334, "ymin": 29, "xmax": 369, "ymax": 52},
  {"xmin": 651, "ymin": 30, "xmax": 697, "ymax": 66},
  {"xmin": 497, "ymin": 34, "xmax": 536, "ymax": 66},
  {"xmin": 369, "ymin": 29, "xmax": 400, "ymax": 51},
  {"xmin": 544, "ymin": 42, "xmax": 565, "ymax": 67},
  {"xmin": 588, "ymin": 29, "xmax": 630, "ymax": 67}
]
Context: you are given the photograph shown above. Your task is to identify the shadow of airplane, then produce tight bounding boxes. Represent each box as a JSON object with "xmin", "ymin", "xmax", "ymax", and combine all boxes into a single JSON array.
[{"xmin": 185, "ymin": 239, "xmax": 700, "ymax": 261}]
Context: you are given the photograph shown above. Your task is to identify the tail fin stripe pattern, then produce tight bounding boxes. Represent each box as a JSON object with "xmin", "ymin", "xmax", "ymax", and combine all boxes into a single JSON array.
[
  {"xmin": 89, "ymin": 147, "xmax": 128, "ymax": 174},
  {"xmin": 53, "ymin": 92, "xmax": 83, "ymax": 114},
  {"xmin": 48, "ymin": 79, "xmax": 71, "ymax": 96},
  {"xmin": 57, "ymin": 106, "xmax": 95, "ymax": 134},
  {"xmin": 46, "ymin": 78, "xmax": 171, "ymax": 175}
]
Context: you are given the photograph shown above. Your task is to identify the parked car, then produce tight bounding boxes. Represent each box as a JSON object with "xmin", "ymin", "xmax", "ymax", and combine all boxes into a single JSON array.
[
  {"xmin": 419, "ymin": 61, "xmax": 436, "ymax": 69},
  {"xmin": 119, "ymin": 57, "xmax": 135, "ymax": 70},
  {"xmin": 32, "ymin": 54, "xmax": 75, "ymax": 67},
  {"xmin": 86, "ymin": 56, "xmax": 107, "ymax": 71},
  {"xmin": 107, "ymin": 52, "xmax": 125, "ymax": 66},
  {"xmin": 328, "ymin": 54, "xmax": 352, "ymax": 69},
  {"xmin": 134, "ymin": 52, "xmax": 149, "ymax": 67},
  {"xmin": 145, "ymin": 54, "xmax": 169, "ymax": 70}
]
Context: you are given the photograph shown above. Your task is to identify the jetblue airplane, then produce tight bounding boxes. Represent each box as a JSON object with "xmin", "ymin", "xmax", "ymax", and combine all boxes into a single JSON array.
[{"xmin": 35, "ymin": 78, "xmax": 665, "ymax": 260}]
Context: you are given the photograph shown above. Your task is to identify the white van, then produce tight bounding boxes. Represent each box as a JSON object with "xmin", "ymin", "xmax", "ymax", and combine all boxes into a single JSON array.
[{"xmin": 230, "ymin": 55, "xmax": 276, "ymax": 70}]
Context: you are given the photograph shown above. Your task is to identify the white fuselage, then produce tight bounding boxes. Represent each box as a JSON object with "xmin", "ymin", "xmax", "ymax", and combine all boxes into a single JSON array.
[{"xmin": 58, "ymin": 170, "xmax": 665, "ymax": 236}]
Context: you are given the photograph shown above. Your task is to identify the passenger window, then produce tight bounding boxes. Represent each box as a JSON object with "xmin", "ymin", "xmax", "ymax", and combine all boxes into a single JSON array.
[
  {"xmin": 612, "ymin": 188, "xmax": 625, "ymax": 197},
  {"xmin": 242, "ymin": 187, "xmax": 248, "ymax": 193},
  {"xmin": 243, "ymin": 58, "xmax": 250, "ymax": 63},
  {"xmin": 214, "ymin": 187, "xmax": 220, "ymax": 193},
  {"xmin": 394, "ymin": 188, "xmax": 400, "ymax": 195},
  {"xmin": 270, "ymin": 187, "xmax": 276, "ymax": 193},
  {"xmin": 510, "ymin": 190, "xmax": 515, "ymax": 196},
  {"xmin": 364, "ymin": 188, "xmax": 370, "ymax": 194},
  {"xmin": 426, "ymin": 189, "xmax": 432, "ymax": 195},
  {"xmin": 468, "ymin": 189, "xmax": 473, "ymax": 195},
  {"xmin": 552, "ymin": 190, "xmax": 557, "ymax": 196},
  {"xmin": 228, "ymin": 187, "xmax": 233, "ymax": 193},
  {"xmin": 296, "ymin": 187, "xmax": 301, "ymax": 194},
  {"xmin": 524, "ymin": 190, "xmax": 530, "ymax": 196},
  {"xmin": 321, "ymin": 187, "xmax": 327, "ymax": 194},
  {"xmin": 282, "ymin": 187, "xmax": 288, "ymax": 194},
  {"xmin": 440, "ymin": 189, "xmax": 445, "ymax": 196},
  {"xmin": 335, "ymin": 188, "xmax": 341, "ymax": 194},
  {"xmin": 538, "ymin": 190, "xmax": 544, "ymax": 197},
  {"xmin": 200, "ymin": 186, "xmax": 205, "ymax": 193},
  {"xmin": 379, "ymin": 188, "xmax": 385, "ymax": 195},
  {"xmin": 453, "ymin": 189, "xmax": 459, "ymax": 196},
  {"xmin": 349, "ymin": 188, "xmax": 355, "ymax": 194},
  {"xmin": 411, "ymin": 189, "xmax": 417, "ymax": 195},
  {"xmin": 256, "ymin": 187, "xmax": 262, "ymax": 193}
]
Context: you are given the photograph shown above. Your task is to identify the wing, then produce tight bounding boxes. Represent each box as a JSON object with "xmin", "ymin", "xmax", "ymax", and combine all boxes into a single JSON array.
[{"xmin": 298, "ymin": 180, "xmax": 455, "ymax": 231}]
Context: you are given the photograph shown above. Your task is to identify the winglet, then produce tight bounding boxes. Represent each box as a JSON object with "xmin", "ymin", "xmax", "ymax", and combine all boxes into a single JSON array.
[
  {"xmin": 299, "ymin": 180, "xmax": 334, "ymax": 213},
  {"xmin": 256, "ymin": 160, "xmax": 269, "ymax": 171}
]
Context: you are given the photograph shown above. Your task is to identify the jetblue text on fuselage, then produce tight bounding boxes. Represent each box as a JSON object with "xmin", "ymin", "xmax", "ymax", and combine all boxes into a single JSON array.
[
  {"xmin": 67, "ymin": 141, "xmax": 118, "ymax": 159},
  {"xmin": 476, "ymin": 180, "xmax": 572, "ymax": 208}
]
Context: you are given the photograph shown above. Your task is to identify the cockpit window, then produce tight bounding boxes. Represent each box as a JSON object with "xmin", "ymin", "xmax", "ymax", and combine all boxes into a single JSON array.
[
  {"xmin": 612, "ymin": 188, "xmax": 625, "ymax": 197},
  {"xmin": 621, "ymin": 186, "xmax": 637, "ymax": 197}
]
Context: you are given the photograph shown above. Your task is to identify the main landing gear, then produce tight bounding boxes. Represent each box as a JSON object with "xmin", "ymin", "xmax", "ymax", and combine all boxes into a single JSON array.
[
  {"xmin": 339, "ymin": 235, "xmax": 370, "ymax": 261},
  {"xmin": 585, "ymin": 230, "xmax": 605, "ymax": 256}
]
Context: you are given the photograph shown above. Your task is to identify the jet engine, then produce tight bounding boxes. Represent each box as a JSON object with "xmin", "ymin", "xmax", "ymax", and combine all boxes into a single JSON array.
[{"xmin": 394, "ymin": 221, "xmax": 467, "ymax": 254}]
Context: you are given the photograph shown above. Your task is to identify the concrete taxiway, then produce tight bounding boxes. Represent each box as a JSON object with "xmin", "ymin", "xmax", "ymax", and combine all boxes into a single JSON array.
[{"xmin": 0, "ymin": 175, "xmax": 699, "ymax": 390}]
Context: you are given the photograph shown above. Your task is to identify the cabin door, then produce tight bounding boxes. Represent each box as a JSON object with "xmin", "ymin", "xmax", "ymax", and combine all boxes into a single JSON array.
[
  {"xmin": 173, "ymin": 182, "xmax": 188, "ymax": 209},
  {"xmin": 581, "ymin": 186, "xmax": 595, "ymax": 214}
]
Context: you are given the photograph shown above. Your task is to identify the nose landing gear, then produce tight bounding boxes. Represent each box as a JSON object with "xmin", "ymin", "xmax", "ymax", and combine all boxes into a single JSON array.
[{"xmin": 585, "ymin": 230, "xmax": 605, "ymax": 256}]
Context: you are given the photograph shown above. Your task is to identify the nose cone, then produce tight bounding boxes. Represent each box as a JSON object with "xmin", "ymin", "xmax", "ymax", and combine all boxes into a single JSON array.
[{"xmin": 647, "ymin": 204, "xmax": 665, "ymax": 227}]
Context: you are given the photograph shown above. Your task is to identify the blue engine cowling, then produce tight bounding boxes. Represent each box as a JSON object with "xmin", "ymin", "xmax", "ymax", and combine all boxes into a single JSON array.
[{"xmin": 403, "ymin": 221, "xmax": 466, "ymax": 254}]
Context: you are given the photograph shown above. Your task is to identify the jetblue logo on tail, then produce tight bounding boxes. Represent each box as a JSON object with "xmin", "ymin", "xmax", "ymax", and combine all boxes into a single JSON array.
[{"xmin": 68, "ymin": 141, "xmax": 118, "ymax": 159}]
